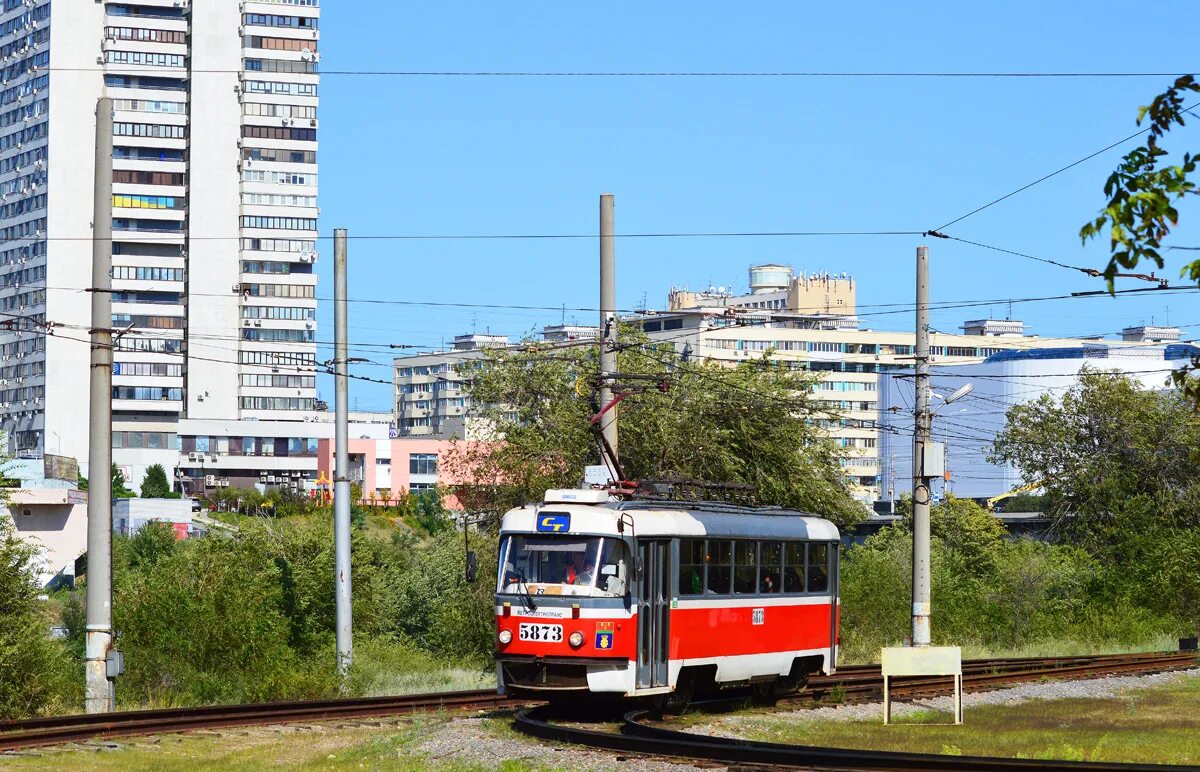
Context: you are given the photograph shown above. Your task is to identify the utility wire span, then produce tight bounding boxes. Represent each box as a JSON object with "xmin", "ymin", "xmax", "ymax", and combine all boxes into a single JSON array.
[
  {"xmin": 941, "ymin": 236, "xmax": 1097, "ymax": 274},
  {"xmin": 932, "ymin": 100, "xmax": 1200, "ymax": 231},
  {"xmin": 0, "ymin": 230, "xmax": 923, "ymax": 244},
  {"xmin": 47, "ymin": 67, "xmax": 1193, "ymax": 78}
]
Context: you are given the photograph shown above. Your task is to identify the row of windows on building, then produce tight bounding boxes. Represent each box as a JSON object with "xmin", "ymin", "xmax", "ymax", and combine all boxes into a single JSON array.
[
  {"xmin": 113, "ymin": 362, "xmax": 182, "ymax": 377},
  {"xmin": 244, "ymin": 80, "xmax": 317, "ymax": 97},
  {"xmin": 113, "ymin": 194, "xmax": 184, "ymax": 210},
  {"xmin": 679, "ymin": 539, "xmax": 832, "ymax": 596},
  {"xmin": 0, "ymin": 5, "xmax": 48, "ymax": 38},
  {"xmin": 243, "ymin": 193, "xmax": 317, "ymax": 207},
  {"xmin": 106, "ymin": 50, "xmax": 185, "ymax": 68},
  {"xmin": 0, "ymin": 264, "xmax": 43, "ymax": 290},
  {"xmin": 244, "ymin": 283, "xmax": 316, "ymax": 299},
  {"xmin": 241, "ymin": 305, "xmax": 316, "ymax": 321},
  {"xmin": 114, "ymin": 170, "xmax": 185, "ymax": 187},
  {"xmin": 244, "ymin": 35, "xmax": 318, "ymax": 52},
  {"xmin": 0, "ymin": 359, "xmax": 42, "ymax": 380},
  {"xmin": 243, "ymin": 102, "xmax": 317, "ymax": 121},
  {"xmin": 0, "ymin": 169, "xmax": 46, "ymax": 197},
  {"xmin": 113, "ymin": 386, "xmax": 181, "ymax": 401},
  {"xmin": 242, "ymin": 125, "xmax": 317, "ymax": 142},
  {"xmin": 105, "ymin": 26, "xmax": 187, "ymax": 44},
  {"xmin": 242, "ymin": 215, "xmax": 317, "ymax": 231},
  {"xmin": 244, "ymin": 147, "xmax": 316, "ymax": 164},
  {"xmin": 0, "ymin": 97, "xmax": 45, "ymax": 130},
  {"xmin": 240, "ymin": 396, "xmax": 315, "ymax": 411},
  {"xmin": 112, "ymin": 266, "xmax": 184, "ymax": 282},
  {"xmin": 114, "ymin": 122, "xmax": 186, "ymax": 139},
  {"xmin": 242, "ymin": 238, "xmax": 317, "ymax": 253},
  {"xmin": 244, "ymin": 58, "xmax": 317, "ymax": 75},
  {"xmin": 0, "ymin": 239, "xmax": 43, "ymax": 268},
  {"xmin": 112, "ymin": 431, "xmax": 175, "ymax": 450},
  {"xmin": 0, "ymin": 48, "xmax": 47, "ymax": 82},
  {"xmin": 0, "ymin": 146, "xmax": 44, "ymax": 175},
  {"xmin": 814, "ymin": 381, "xmax": 877, "ymax": 392},
  {"xmin": 0, "ymin": 25, "xmax": 47, "ymax": 60},
  {"xmin": 241, "ymin": 260, "xmax": 313, "ymax": 276},
  {"xmin": 0, "ymin": 120, "xmax": 47, "ymax": 152},
  {"xmin": 183, "ymin": 435, "xmax": 319, "ymax": 456},
  {"xmin": 242, "ymin": 328, "xmax": 314, "ymax": 342},
  {"xmin": 241, "ymin": 351, "xmax": 317, "ymax": 366},
  {"xmin": 244, "ymin": 13, "xmax": 318, "ymax": 29},
  {"xmin": 243, "ymin": 171, "xmax": 316, "ymax": 188},
  {"xmin": 0, "ymin": 288, "xmax": 44, "ymax": 311},
  {"xmin": 240, "ymin": 374, "xmax": 315, "ymax": 388}
]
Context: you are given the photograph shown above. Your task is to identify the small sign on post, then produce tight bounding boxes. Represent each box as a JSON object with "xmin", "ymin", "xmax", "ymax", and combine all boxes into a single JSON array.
[{"xmin": 881, "ymin": 646, "xmax": 962, "ymax": 725}]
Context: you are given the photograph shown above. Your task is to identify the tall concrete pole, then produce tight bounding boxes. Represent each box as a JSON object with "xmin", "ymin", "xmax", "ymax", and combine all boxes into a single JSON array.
[
  {"xmin": 598, "ymin": 194, "xmax": 618, "ymax": 467},
  {"xmin": 85, "ymin": 97, "xmax": 115, "ymax": 714},
  {"xmin": 911, "ymin": 245, "xmax": 932, "ymax": 647},
  {"xmin": 333, "ymin": 228, "xmax": 353, "ymax": 677}
]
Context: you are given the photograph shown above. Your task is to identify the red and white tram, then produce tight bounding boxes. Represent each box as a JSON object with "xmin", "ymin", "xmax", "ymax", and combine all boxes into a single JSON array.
[{"xmin": 494, "ymin": 489, "xmax": 840, "ymax": 706}]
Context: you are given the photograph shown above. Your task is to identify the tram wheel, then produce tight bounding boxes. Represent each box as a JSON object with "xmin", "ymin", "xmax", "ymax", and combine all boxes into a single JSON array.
[{"xmin": 653, "ymin": 676, "xmax": 694, "ymax": 714}]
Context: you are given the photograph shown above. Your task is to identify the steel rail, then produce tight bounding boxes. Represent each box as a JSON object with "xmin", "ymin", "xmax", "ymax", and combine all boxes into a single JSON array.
[{"xmin": 0, "ymin": 690, "xmax": 511, "ymax": 752}]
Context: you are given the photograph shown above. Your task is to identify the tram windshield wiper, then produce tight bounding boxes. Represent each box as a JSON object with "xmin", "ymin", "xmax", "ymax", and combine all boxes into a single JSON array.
[{"xmin": 513, "ymin": 571, "xmax": 537, "ymax": 611}]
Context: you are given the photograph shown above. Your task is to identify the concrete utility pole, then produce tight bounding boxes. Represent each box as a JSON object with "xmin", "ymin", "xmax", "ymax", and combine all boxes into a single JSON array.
[
  {"xmin": 598, "ymin": 194, "xmax": 618, "ymax": 468},
  {"xmin": 911, "ymin": 245, "xmax": 932, "ymax": 647},
  {"xmin": 333, "ymin": 228, "xmax": 353, "ymax": 677},
  {"xmin": 85, "ymin": 96, "xmax": 115, "ymax": 714}
]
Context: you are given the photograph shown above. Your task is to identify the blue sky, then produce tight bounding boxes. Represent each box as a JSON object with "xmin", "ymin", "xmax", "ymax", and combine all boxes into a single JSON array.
[{"xmin": 313, "ymin": 1, "xmax": 1200, "ymax": 411}]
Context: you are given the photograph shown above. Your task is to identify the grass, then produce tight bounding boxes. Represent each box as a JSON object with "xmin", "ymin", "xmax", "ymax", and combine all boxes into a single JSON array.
[
  {"xmin": 720, "ymin": 672, "xmax": 1200, "ymax": 765},
  {"xmin": 838, "ymin": 634, "xmax": 1181, "ymax": 665}
]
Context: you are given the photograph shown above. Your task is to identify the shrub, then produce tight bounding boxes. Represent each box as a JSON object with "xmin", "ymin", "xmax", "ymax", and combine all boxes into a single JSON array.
[{"xmin": 0, "ymin": 518, "xmax": 78, "ymax": 718}]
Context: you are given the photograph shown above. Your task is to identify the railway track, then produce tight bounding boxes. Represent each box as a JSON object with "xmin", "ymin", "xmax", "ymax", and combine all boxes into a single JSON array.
[
  {"xmin": 0, "ymin": 689, "xmax": 511, "ymax": 752},
  {"xmin": 1, "ymin": 651, "xmax": 1194, "ymax": 766},
  {"xmin": 515, "ymin": 651, "xmax": 1200, "ymax": 771}
]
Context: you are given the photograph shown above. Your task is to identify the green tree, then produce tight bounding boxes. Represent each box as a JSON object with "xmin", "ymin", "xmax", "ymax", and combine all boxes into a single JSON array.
[
  {"xmin": 0, "ymin": 517, "xmax": 77, "ymax": 718},
  {"xmin": 111, "ymin": 464, "xmax": 135, "ymax": 499},
  {"xmin": 447, "ymin": 333, "xmax": 863, "ymax": 527},
  {"xmin": 139, "ymin": 463, "xmax": 177, "ymax": 499},
  {"xmin": 1081, "ymin": 75, "xmax": 1200, "ymax": 400},
  {"xmin": 990, "ymin": 368, "xmax": 1200, "ymax": 546}
]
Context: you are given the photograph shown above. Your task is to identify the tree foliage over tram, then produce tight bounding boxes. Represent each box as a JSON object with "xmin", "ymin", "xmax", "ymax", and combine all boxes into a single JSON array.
[{"xmin": 445, "ymin": 330, "xmax": 864, "ymax": 528}]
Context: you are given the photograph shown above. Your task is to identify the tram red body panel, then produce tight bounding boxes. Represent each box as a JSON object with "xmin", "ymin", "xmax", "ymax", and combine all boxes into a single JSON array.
[
  {"xmin": 669, "ymin": 601, "xmax": 836, "ymax": 659},
  {"xmin": 495, "ymin": 615, "xmax": 637, "ymax": 660}
]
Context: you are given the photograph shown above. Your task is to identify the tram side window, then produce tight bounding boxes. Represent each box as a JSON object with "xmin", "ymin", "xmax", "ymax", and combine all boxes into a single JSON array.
[
  {"xmin": 783, "ymin": 542, "xmax": 806, "ymax": 593},
  {"xmin": 679, "ymin": 538, "xmax": 706, "ymax": 596},
  {"xmin": 734, "ymin": 541, "xmax": 757, "ymax": 593},
  {"xmin": 707, "ymin": 540, "xmax": 733, "ymax": 594},
  {"xmin": 807, "ymin": 543, "xmax": 830, "ymax": 592},
  {"xmin": 760, "ymin": 542, "xmax": 782, "ymax": 593}
]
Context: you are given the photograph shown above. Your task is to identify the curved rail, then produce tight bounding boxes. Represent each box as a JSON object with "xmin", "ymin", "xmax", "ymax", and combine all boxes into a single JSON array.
[
  {"xmin": 514, "ymin": 652, "xmax": 1200, "ymax": 772},
  {"xmin": 0, "ymin": 689, "xmax": 510, "ymax": 752}
]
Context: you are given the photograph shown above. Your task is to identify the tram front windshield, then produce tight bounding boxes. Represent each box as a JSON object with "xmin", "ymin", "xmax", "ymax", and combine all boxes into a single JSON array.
[{"xmin": 497, "ymin": 535, "xmax": 629, "ymax": 597}]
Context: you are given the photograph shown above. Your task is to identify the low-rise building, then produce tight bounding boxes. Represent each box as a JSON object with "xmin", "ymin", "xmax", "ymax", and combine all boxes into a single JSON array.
[
  {"xmin": 1, "ymin": 457, "xmax": 87, "ymax": 586},
  {"xmin": 316, "ymin": 437, "xmax": 463, "ymax": 507},
  {"xmin": 113, "ymin": 498, "xmax": 195, "ymax": 539}
]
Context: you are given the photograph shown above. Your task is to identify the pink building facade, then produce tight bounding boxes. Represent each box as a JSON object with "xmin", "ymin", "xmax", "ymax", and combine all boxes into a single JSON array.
[{"xmin": 316, "ymin": 438, "xmax": 464, "ymax": 506}]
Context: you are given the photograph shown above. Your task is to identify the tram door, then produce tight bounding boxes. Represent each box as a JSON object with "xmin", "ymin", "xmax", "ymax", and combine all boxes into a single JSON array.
[{"xmin": 636, "ymin": 539, "xmax": 671, "ymax": 689}]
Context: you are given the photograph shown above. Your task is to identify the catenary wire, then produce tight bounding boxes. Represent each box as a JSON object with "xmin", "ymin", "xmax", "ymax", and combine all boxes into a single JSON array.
[{"xmin": 931, "ymin": 100, "xmax": 1200, "ymax": 232}]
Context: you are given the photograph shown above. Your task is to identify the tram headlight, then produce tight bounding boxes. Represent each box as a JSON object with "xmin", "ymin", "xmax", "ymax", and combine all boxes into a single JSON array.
[
  {"xmin": 568, "ymin": 631, "xmax": 584, "ymax": 649},
  {"xmin": 498, "ymin": 629, "xmax": 513, "ymax": 645}
]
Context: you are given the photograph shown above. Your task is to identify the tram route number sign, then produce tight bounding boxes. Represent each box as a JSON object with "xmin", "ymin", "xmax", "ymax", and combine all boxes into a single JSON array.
[{"xmin": 518, "ymin": 623, "xmax": 563, "ymax": 642}]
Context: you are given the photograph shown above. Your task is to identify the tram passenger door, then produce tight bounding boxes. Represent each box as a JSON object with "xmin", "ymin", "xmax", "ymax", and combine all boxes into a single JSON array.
[{"xmin": 636, "ymin": 539, "xmax": 671, "ymax": 689}]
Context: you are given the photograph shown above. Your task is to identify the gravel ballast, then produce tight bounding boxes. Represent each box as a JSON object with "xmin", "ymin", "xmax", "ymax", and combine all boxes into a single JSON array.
[{"xmin": 685, "ymin": 668, "xmax": 1200, "ymax": 737}]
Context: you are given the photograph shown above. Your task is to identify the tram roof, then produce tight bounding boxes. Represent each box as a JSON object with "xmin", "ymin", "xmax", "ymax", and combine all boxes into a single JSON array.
[{"xmin": 499, "ymin": 495, "xmax": 840, "ymax": 542}]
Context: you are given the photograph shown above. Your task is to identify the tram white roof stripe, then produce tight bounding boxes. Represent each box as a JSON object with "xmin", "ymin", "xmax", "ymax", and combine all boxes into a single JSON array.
[{"xmin": 500, "ymin": 504, "xmax": 840, "ymax": 542}]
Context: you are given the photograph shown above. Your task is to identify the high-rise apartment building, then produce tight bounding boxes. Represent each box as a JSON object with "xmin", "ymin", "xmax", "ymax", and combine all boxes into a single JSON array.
[{"xmin": 0, "ymin": 0, "xmax": 321, "ymax": 490}]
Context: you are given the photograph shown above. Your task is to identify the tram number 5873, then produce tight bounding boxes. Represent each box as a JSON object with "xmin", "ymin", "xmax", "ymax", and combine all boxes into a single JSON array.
[{"xmin": 518, "ymin": 623, "xmax": 563, "ymax": 642}]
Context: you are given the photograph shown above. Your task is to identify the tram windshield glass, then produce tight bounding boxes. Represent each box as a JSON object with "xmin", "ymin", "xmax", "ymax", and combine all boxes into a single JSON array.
[{"xmin": 497, "ymin": 535, "xmax": 630, "ymax": 597}]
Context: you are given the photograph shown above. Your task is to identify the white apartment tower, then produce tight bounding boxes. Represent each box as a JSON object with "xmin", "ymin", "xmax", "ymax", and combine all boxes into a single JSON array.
[{"xmin": 0, "ymin": 1, "xmax": 320, "ymax": 488}]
